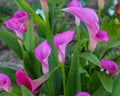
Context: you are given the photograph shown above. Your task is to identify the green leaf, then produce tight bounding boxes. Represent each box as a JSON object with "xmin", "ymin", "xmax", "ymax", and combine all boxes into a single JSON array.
[
  {"xmin": 80, "ymin": 52, "xmax": 100, "ymax": 66},
  {"xmin": 24, "ymin": 17, "xmax": 35, "ymax": 52},
  {"xmin": 21, "ymin": 86, "xmax": 35, "ymax": 96},
  {"xmin": 97, "ymin": 71, "xmax": 113, "ymax": 93},
  {"xmin": 99, "ymin": 41, "xmax": 120, "ymax": 59},
  {"xmin": 101, "ymin": 17, "xmax": 120, "ymax": 40},
  {"xmin": 67, "ymin": 50, "xmax": 81, "ymax": 96},
  {"xmin": 111, "ymin": 73, "xmax": 120, "ymax": 96},
  {"xmin": 92, "ymin": 85, "xmax": 111, "ymax": 96},
  {"xmin": 23, "ymin": 51, "xmax": 35, "ymax": 79},
  {"xmin": 0, "ymin": 93, "xmax": 10, "ymax": 96},
  {"xmin": 0, "ymin": 30, "xmax": 23, "ymax": 59}
]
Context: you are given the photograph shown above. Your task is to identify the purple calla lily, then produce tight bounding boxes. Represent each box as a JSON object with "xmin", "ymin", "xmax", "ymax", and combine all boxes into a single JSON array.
[
  {"xmin": 4, "ymin": 10, "xmax": 28, "ymax": 39},
  {"xmin": 0, "ymin": 73, "xmax": 12, "ymax": 92},
  {"xmin": 16, "ymin": 69, "xmax": 48, "ymax": 94},
  {"xmin": 54, "ymin": 30, "xmax": 75, "ymax": 63},
  {"xmin": 34, "ymin": 40, "xmax": 51, "ymax": 74},
  {"xmin": 100, "ymin": 59, "xmax": 118, "ymax": 76},
  {"xmin": 75, "ymin": 92, "xmax": 91, "ymax": 96},
  {"xmin": 63, "ymin": 7, "xmax": 109, "ymax": 52}
]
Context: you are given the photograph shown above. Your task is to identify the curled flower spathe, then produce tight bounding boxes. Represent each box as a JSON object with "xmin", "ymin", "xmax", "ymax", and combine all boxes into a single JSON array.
[
  {"xmin": 75, "ymin": 92, "xmax": 91, "ymax": 96},
  {"xmin": 63, "ymin": 7, "xmax": 109, "ymax": 52},
  {"xmin": 4, "ymin": 10, "xmax": 29, "ymax": 39},
  {"xmin": 34, "ymin": 40, "xmax": 51, "ymax": 74},
  {"xmin": 54, "ymin": 30, "xmax": 75, "ymax": 63},
  {"xmin": 100, "ymin": 59, "xmax": 118, "ymax": 76},
  {"xmin": 16, "ymin": 69, "xmax": 48, "ymax": 94},
  {"xmin": 0, "ymin": 73, "xmax": 12, "ymax": 92}
]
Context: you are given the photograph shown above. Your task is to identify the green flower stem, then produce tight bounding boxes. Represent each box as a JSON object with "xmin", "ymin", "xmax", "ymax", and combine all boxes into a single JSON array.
[
  {"xmin": 60, "ymin": 63, "xmax": 67, "ymax": 96},
  {"xmin": 47, "ymin": 80, "xmax": 55, "ymax": 96},
  {"xmin": 98, "ymin": 8, "xmax": 102, "ymax": 20},
  {"xmin": 76, "ymin": 25, "xmax": 82, "ymax": 92},
  {"xmin": 47, "ymin": 66, "xmax": 60, "ymax": 96},
  {"xmin": 76, "ymin": 26, "xmax": 80, "ymax": 41}
]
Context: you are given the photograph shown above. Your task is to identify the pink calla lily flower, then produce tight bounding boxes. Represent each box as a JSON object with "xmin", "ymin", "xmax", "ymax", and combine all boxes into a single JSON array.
[
  {"xmin": 0, "ymin": 73, "xmax": 12, "ymax": 92},
  {"xmin": 34, "ymin": 40, "xmax": 51, "ymax": 74},
  {"xmin": 63, "ymin": 7, "xmax": 109, "ymax": 52},
  {"xmin": 68, "ymin": 0, "xmax": 82, "ymax": 26},
  {"xmin": 75, "ymin": 92, "xmax": 91, "ymax": 96},
  {"xmin": 16, "ymin": 69, "xmax": 48, "ymax": 94},
  {"xmin": 4, "ymin": 10, "xmax": 28, "ymax": 39},
  {"xmin": 54, "ymin": 30, "xmax": 75, "ymax": 63},
  {"xmin": 100, "ymin": 59, "xmax": 118, "ymax": 76}
]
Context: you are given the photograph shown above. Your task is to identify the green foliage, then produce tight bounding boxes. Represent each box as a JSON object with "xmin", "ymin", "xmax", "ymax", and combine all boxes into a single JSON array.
[
  {"xmin": 99, "ymin": 40, "xmax": 120, "ymax": 59},
  {"xmin": 101, "ymin": 17, "xmax": 120, "ymax": 40},
  {"xmin": 80, "ymin": 52, "xmax": 100, "ymax": 66},
  {"xmin": 97, "ymin": 71, "xmax": 113, "ymax": 93},
  {"xmin": 67, "ymin": 50, "xmax": 81, "ymax": 96},
  {"xmin": 24, "ymin": 17, "xmax": 35, "ymax": 52},
  {"xmin": 21, "ymin": 86, "xmax": 35, "ymax": 96},
  {"xmin": 111, "ymin": 73, "xmax": 120, "ymax": 96},
  {"xmin": 0, "ymin": 30, "xmax": 23, "ymax": 59}
]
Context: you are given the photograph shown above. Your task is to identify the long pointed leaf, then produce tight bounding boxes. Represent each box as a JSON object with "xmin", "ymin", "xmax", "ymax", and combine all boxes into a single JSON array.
[
  {"xmin": 80, "ymin": 52, "xmax": 100, "ymax": 66},
  {"xmin": 0, "ymin": 30, "xmax": 23, "ymax": 59},
  {"xmin": 24, "ymin": 17, "xmax": 35, "ymax": 52}
]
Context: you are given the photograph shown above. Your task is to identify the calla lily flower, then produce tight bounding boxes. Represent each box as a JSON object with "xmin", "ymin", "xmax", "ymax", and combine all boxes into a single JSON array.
[
  {"xmin": 54, "ymin": 30, "xmax": 75, "ymax": 63},
  {"xmin": 4, "ymin": 10, "xmax": 29, "ymax": 39},
  {"xmin": 15, "ymin": 69, "xmax": 48, "ymax": 94},
  {"xmin": 0, "ymin": 73, "xmax": 12, "ymax": 92},
  {"xmin": 68, "ymin": 0, "xmax": 82, "ymax": 26},
  {"xmin": 34, "ymin": 40, "xmax": 51, "ymax": 74},
  {"xmin": 75, "ymin": 92, "xmax": 91, "ymax": 96},
  {"xmin": 63, "ymin": 7, "xmax": 109, "ymax": 52},
  {"xmin": 100, "ymin": 59, "xmax": 118, "ymax": 76}
]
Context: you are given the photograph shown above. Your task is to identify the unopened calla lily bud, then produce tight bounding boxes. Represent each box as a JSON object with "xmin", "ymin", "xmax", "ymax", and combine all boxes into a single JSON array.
[
  {"xmin": 40, "ymin": 0, "xmax": 49, "ymax": 15},
  {"xmin": 98, "ymin": 0, "xmax": 105, "ymax": 9}
]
